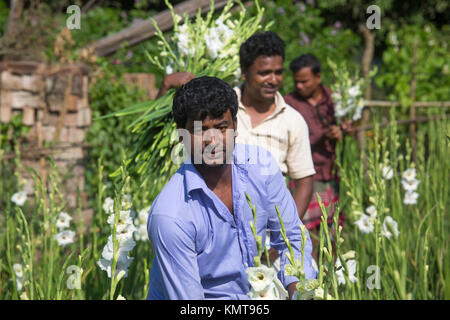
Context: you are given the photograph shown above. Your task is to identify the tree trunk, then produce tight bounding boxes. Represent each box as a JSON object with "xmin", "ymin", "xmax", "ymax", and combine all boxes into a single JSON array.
[{"xmin": 5, "ymin": 0, "xmax": 24, "ymax": 39}]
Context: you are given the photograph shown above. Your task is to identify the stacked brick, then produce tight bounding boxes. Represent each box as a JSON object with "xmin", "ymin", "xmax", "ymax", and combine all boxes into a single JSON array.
[{"xmin": 0, "ymin": 61, "xmax": 91, "ymax": 216}]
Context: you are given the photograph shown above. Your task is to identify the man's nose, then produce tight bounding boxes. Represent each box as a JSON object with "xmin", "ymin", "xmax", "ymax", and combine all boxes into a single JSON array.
[{"xmin": 268, "ymin": 73, "xmax": 277, "ymax": 84}]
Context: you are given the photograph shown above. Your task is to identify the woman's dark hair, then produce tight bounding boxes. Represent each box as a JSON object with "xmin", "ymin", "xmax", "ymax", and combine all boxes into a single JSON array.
[
  {"xmin": 289, "ymin": 54, "xmax": 321, "ymax": 75},
  {"xmin": 239, "ymin": 31, "xmax": 285, "ymax": 72},
  {"xmin": 172, "ymin": 76, "xmax": 238, "ymax": 128}
]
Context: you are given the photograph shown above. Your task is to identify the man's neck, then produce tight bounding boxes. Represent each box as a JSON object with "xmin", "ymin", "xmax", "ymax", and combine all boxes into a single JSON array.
[
  {"xmin": 194, "ymin": 163, "xmax": 232, "ymax": 190},
  {"xmin": 241, "ymin": 85, "xmax": 276, "ymax": 114},
  {"xmin": 307, "ymin": 85, "xmax": 324, "ymax": 107}
]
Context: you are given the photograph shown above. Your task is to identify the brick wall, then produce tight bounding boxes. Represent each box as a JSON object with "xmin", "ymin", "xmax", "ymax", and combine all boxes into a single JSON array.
[{"xmin": 0, "ymin": 61, "xmax": 92, "ymax": 222}]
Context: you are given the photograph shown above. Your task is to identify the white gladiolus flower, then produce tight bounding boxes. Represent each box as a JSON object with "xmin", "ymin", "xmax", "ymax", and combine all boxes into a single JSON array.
[
  {"xmin": 165, "ymin": 64, "xmax": 174, "ymax": 75},
  {"xmin": 354, "ymin": 214, "xmax": 374, "ymax": 234},
  {"xmin": 13, "ymin": 264, "xmax": 24, "ymax": 278},
  {"xmin": 175, "ymin": 24, "xmax": 196, "ymax": 57},
  {"xmin": 98, "ymin": 254, "xmax": 134, "ymax": 279},
  {"xmin": 11, "ymin": 191, "xmax": 27, "ymax": 206},
  {"xmin": 342, "ymin": 250, "xmax": 356, "ymax": 260},
  {"xmin": 116, "ymin": 223, "xmax": 137, "ymax": 241},
  {"xmin": 382, "ymin": 166, "xmax": 394, "ymax": 180},
  {"xmin": 134, "ymin": 208, "xmax": 149, "ymax": 241},
  {"xmin": 402, "ymin": 168, "xmax": 416, "ymax": 182},
  {"xmin": 121, "ymin": 194, "xmax": 133, "ymax": 210},
  {"xmin": 404, "ymin": 191, "xmax": 419, "ymax": 205},
  {"xmin": 134, "ymin": 224, "xmax": 148, "ymax": 241},
  {"xmin": 107, "ymin": 210, "xmax": 133, "ymax": 227},
  {"xmin": 246, "ymin": 265, "xmax": 276, "ymax": 292},
  {"xmin": 296, "ymin": 279, "xmax": 320, "ymax": 300},
  {"xmin": 98, "ymin": 235, "xmax": 136, "ymax": 278},
  {"xmin": 365, "ymin": 205, "xmax": 377, "ymax": 219},
  {"xmin": 136, "ymin": 209, "xmax": 149, "ymax": 225},
  {"xmin": 16, "ymin": 278, "xmax": 23, "ymax": 292},
  {"xmin": 101, "ymin": 236, "xmax": 136, "ymax": 261},
  {"xmin": 335, "ymin": 258, "xmax": 358, "ymax": 285},
  {"xmin": 204, "ymin": 18, "xmax": 234, "ymax": 60},
  {"xmin": 248, "ymin": 282, "xmax": 279, "ymax": 300},
  {"xmin": 348, "ymin": 85, "xmax": 360, "ymax": 98},
  {"xmin": 381, "ymin": 216, "xmax": 400, "ymax": 239},
  {"xmin": 54, "ymin": 230, "xmax": 76, "ymax": 247},
  {"xmin": 313, "ymin": 287, "xmax": 334, "ymax": 300},
  {"xmin": 56, "ymin": 212, "xmax": 72, "ymax": 230},
  {"xmin": 103, "ymin": 197, "xmax": 114, "ymax": 214},
  {"xmin": 352, "ymin": 100, "xmax": 364, "ymax": 121},
  {"xmin": 205, "ymin": 33, "xmax": 222, "ymax": 59},
  {"xmin": 401, "ymin": 178, "xmax": 420, "ymax": 192}
]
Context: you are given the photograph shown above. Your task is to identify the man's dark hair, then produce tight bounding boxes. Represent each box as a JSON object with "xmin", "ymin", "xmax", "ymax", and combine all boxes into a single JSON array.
[
  {"xmin": 239, "ymin": 31, "xmax": 285, "ymax": 72},
  {"xmin": 289, "ymin": 54, "xmax": 321, "ymax": 75},
  {"xmin": 172, "ymin": 76, "xmax": 238, "ymax": 128}
]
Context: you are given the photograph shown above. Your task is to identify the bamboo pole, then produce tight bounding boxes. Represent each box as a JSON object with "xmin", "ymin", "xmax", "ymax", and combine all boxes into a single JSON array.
[
  {"xmin": 355, "ymin": 114, "xmax": 448, "ymax": 131},
  {"xmin": 86, "ymin": 0, "xmax": 228, "ymax": 57},
  {"xmin": 363, "ymin": 100, "xmax": 450, "ymax": 108}
]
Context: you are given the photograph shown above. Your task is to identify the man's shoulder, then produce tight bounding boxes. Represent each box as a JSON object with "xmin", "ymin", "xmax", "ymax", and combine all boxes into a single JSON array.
[
  {"xmin": 280, "ymin": 98, "xmax": 308, "ymax": 128},
  {"xmin": 234, "ymin": 143, "xmax": 281, "ymax": 179},
  {"xmin": 149, "ymin": 168, "xmax": 188, "ymax": 220}
]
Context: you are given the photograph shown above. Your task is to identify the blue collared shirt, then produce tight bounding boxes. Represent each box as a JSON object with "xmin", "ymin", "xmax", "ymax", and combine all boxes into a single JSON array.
[{"xmin": 147, "ymin": 143, "xmax": 317, "ymax": 300}]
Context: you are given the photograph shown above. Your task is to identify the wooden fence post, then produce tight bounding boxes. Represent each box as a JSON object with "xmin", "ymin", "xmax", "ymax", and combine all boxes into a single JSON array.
[
  {"xmin": 409, "ymin": 37, "xmax": 418, "ymax": 163},
  {"xmin": 358, "ymin": 24, "xmax": 375, "ymax": 162}
]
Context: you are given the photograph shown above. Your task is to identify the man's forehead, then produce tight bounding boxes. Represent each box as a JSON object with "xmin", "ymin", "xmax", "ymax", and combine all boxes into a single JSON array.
[
  {"xmin": 252, "ymin": 55, "xmax": 284, "ymax": 66},
  {"xmin": 186, "ymin": 110, "xmax": 233, "ymax": 126},
  {"xmin": 294, "ymin": 67, "xmax": 316, "ymax": 78}
]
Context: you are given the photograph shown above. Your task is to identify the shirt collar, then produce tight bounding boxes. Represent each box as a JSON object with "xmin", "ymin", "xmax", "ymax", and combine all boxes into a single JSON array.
[
  {"xmin": 293, "ymin": 84, "xmax": 331, "ymax": 106},
  {"xmin": 182, "ymin": 145, "xmax": 248, "ymax": 197}
]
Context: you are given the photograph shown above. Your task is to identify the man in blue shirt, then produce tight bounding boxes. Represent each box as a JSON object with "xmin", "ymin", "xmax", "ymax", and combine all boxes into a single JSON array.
[{"xmin": 147, "ymin": 76, "xmax": 316, "ymax": 300}]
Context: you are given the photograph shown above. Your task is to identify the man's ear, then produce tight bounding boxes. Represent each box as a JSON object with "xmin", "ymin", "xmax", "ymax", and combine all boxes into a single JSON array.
[
  {"xmin": 241, "ymin": 68, "xmax": 247, "ymax": 82},
  {"xmin": 316, "ymin": 72, "xmax": 321, "ymax": 83}
]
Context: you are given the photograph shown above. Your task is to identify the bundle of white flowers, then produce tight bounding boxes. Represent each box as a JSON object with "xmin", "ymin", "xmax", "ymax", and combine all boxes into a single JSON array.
[
  {"xmin": 53, "ymin": 211, "xmax": 76, "ymax": 247},
  {"xmin": 328, "ymin": 58, "xmax": 376, "ymax": 124},
  {"xmin": 401, "ymin": 167, "xmax": 419, "ymax": 205},
  {"xmin": 105, "ymin": 0, "xmax": 267, "ymax": 183},
  {"xmin": 98, "ymin": 194, "xmax": 136, "ymax": 279},
  {"xmin": 11, "ymin": 191, "xmax": 27, "ymax": 207}
]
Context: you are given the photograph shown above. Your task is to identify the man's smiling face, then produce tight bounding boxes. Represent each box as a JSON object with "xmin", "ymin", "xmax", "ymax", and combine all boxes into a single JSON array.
[{"xmin": 242, "ymin": 55, "xmax": 284, "ymax": 101}]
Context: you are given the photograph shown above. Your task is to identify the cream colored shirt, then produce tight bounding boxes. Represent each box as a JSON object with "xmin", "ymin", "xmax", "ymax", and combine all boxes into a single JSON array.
[{"xmin": 234, "ymin": 86, "xmax": 316, "ymax": 180}]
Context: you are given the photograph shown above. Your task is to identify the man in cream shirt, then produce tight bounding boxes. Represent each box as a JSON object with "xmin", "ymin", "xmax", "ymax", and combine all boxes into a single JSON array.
[{"xmin": 235, "ymin": 31, "xmax": 316, "ymax": 269}]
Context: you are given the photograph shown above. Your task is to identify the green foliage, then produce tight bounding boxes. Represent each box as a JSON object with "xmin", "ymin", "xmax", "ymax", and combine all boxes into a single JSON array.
[
  {"xmin": 0, "ymin": 1, "xmax": 9, "ymax": 37},
  {"xmin": 375, "ymin": 23, "xmax": 450, "ymax": 106},
  {"xmin": 255, "ymin": 0, "xmax": 361, "ymax": 95},
  {"xmin": 84, "ymin": 67, "xmax": 147, "ymax": 203}
]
